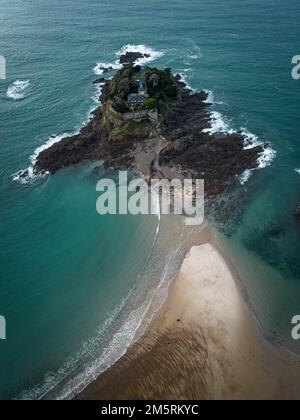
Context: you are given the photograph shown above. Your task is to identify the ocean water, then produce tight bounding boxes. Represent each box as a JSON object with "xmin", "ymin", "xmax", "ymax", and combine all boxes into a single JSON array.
[{"xmin": 0, "ymin": 0, "xmax": 300, "ymax": 399}]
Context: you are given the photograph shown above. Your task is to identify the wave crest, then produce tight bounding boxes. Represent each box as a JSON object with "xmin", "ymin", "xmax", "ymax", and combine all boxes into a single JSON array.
[
  {"xmin": 117, "ymin": 44, "xmax": 164, "ymax": 65},
  {"xmin": 6, "ymin": 80, "xmax": 30, "ymax": 100},
  {"xmin": 12, "ymin": 133, "xmax": 70, "ymax": 184}
]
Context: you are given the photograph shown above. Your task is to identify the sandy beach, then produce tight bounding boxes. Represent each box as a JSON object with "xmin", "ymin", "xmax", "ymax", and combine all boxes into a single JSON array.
[{"xmin": 77, "ymin": 233, "xmax": 300, "ymax": 400}]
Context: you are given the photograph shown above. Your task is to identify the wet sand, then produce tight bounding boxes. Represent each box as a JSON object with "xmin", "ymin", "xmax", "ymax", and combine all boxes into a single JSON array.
[{"xmin": 77, "ymin": 235, "xmax": 300, "ymax": 400}]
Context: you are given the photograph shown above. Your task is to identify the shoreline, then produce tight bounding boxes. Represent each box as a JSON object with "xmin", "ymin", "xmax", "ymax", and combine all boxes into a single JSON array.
[
  {"xmin": 24, "ymin": 60, "xmax": 267, "ymax": 201},
  {"xmin": 134, "ymin": 225, "xmax": 300, "ymax": 363},
  {"xmin": 131, "ymin": 223, "xmax": 213, "ymax": 345},
  {"xmin": 214, "ymin": 235, "xmax": 300, "ymax": 363},
  {"xmin": 76, "ymin": 226, "xmax": 300, "ymax": 400},
  {"xmin": 44, "ymin": 216, "xmax": 205, "ymax": 400},
  {"xmin": 10, "ymin": 49, "xmax": 292, "ymax": 400}
]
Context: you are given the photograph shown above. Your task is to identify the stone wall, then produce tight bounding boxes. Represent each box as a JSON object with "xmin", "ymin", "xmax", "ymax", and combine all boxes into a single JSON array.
[
  {"xmin": 123, "ymin": 109, "xmax": 159, "ymax": 125},
  {"xmin": 105, "ymin": 100, "xmax": 159, "ymax": 126}
]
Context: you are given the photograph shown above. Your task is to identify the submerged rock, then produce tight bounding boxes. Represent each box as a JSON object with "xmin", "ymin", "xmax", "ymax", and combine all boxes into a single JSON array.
[
  {"xmin": 93, "ymin": 78, "xmax": 106, "ymax": 85},
  {"xmin": 98, "ymin": 65, "xmax": 113, "ymax": 73}
]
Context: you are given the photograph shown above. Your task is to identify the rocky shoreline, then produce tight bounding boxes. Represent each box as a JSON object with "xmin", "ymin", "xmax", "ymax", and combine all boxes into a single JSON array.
[{"xmin": 27, "ymin": 53, "xmax": 265, "ymax": 198}]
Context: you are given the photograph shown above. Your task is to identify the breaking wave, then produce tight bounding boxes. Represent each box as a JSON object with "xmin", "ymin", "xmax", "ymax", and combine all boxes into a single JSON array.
[
  {"xmin": 12, "ymin": 132, "xmax": 71, "ymax": 184},
  {"xmin": 12, "ymin": 45, "xmax": 275, "ymax": 188},
  {"xmin": 94, "ymin": 45, "xmax": 164, "ymax": 76},
  {"xmin": 117, "ymin": 44, "xmax": 164, "ymax": 65},
  {"xmin": 93, "ymin": 62, "xmax": 121, "ymax": 76},
  {"xmin": 6, "ymin": 80, "xmax": 30, "ymax": 100},
  {"xmin": 202, "ymin": 92, "xmax": 276, "ymax": 185},
  {"xmin": 203, "ymin": 110, "xmax": 233, "ymax": 135},
  {"xmin": 13, "ymin": 45, "xmax": 164, "ymax": 184}
]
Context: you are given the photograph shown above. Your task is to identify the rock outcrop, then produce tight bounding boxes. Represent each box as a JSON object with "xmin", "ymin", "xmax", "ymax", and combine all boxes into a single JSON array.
[
  {"xmin": 32, "ymin": 61, "xmax": 265, "ymax": 197},
  {"xmin": 119, "ymin": 52, "xmax": 150, "ymax": 64}
]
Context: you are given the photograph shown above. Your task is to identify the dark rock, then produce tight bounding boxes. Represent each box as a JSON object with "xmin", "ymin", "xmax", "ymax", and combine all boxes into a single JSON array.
[
  {"xmin": 96, "ymin": 65, "xmax": 113, "ymax": 73},
  {"xmin": 93, "ymin": 78, "xmax": 106, "ymax": 85},
  {"xmin": 33, "ymin": 65, "xmax": 265, "ymax": 198},
  {"xmin": 158, "ymin": 132, "xmax": 263, "ymax": 197},
  {"xmin": 295, "ymin": 202, "xmax": 300, "ymax": 220},
  {"xmin": 119, "ymin": 51, "xmax": 150, "ymax": 64},
  {"xmin": 98, "ymin": 80, "xmax": 111, "ymax": 103}
]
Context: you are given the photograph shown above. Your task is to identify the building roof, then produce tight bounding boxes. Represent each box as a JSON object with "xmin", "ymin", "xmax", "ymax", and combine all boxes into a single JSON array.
[{"xmin": 127, "ymin": 93, "xmax": 148, "ymax": 103}]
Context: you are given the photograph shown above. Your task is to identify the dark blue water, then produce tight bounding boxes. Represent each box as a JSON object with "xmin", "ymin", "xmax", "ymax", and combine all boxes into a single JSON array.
[{"xmin": 0, "ymin": 0, "xmax": 299, "ymax": 399}]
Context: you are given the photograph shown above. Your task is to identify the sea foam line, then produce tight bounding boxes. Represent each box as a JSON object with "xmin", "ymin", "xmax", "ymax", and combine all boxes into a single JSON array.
[
  {"xmin": 20, "ymin": 198, "xmax": 163, "ymax": 400},
  {"xmin": 94, "ymin": 45, "xmax": 164, "ymax": 75},
  {"xmin": 55, "ymin": 217, "xmax": 186, "ymax": 401},
  {"xmin": 93, "ymin": 62, "xmax": 122, "ymax": 76},
  {"xmin": 202, "ymin": 91, "xmax": 276, "ymax": 185},
  {"xmin": 239, "ymin": 133, "xmax": 276, "ymax": 185},
  {"xmin": 117, "ymin": 44, "xmax": 164, "ymax": 65},
  {"xmin": 14, "ymin": 46, "xmax": 163, "ymax": 184},
  {"xmin": 13, "ymin": 82, "xmax": 106, "ymax": 184},
  {"xmin": 12, "ymin": 133, "xmax": 71, "ymax": 184},
  {"xmin": 17, "ymin": 290, "xmax": 134, "ymax": 400}
]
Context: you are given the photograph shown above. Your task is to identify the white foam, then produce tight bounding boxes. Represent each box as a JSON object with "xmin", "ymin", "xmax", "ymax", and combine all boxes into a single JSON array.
[
  {"xmin": 179, "ymin": 72, "xmax": 194, "ymax": 92},
  {"xmin": 53, "ymin": 220, "xmax": 183, "ymax": 401},
  {"xmin": 92, "ymin": 81, "xmax": 106, "ymax": 104},
  {"xmin": 117, "ymin": 44, "xmax": 164, "ymax": 65},
  {"xmin": 18, "ymin": 292, "xmax": 133, "ymax": 400},
  {"xmin": 203, "ymin": 89, "xmax": 226, "ymax": 106},
  {"xmin": 13, "ymin": 77, "xmax": 106, "ymax": 184},
  {"xmin": 19, "ymin": 201, "xmax": 163, "ymax": 400},
  {"xmin": 203, "ymin": 111, "xmax": 234, "ymax": 135},
  {"xmin": 12, "ymin": 133, "xmax": 70, "ymax": 184},
  {"xmin": 238, "ymin": 169, "xmax": 253, "ymax": 185},
  {"xmin": 202, "ymin": 94, "xmax": 276, "ymax": 184},
  {"xmin": 204, "ymin": 89, "xmax": 214, "ymax": 104},
  {"xmin": 6, "ymin": 80, "xmax": 30, "ymax": 100},
  {"xmin": 203, "ymin": 106, "xmax": 276, "ymax": 172},
  {"xmin": 93, "ymin": 45, "xmax": 164, "ymax": 88},
  {"xmin": 295, "ymin": 168, "xmax": 300, "ymax": 175},
  {"xmin": 93, "ymin": 62, "xmax": 121, "ymax": 76},
  {"xmin": 94, "ymin": 45, "xmax": 163, "ymax": 76},
  {"xmin": 242, "ymin": 129, "xmax": 260, "ymax": 150},
  {"xmin": 237, "ymin": 129, "xmax": 276, "ymax": 184},
  {"xmin": 257, "ymin": 144, "xmax": 277, "ymax": 169},
  {"xmin": 186, "ymin": 40, "xmax": 203, "ymax": 60},
  {"xmin": 202, "ymin": 108, "xmax": 276, "ymax": 184},
  {"xmin": 57, "ymin": 302, "xmax": 149, "ymax": 400},
  {"xmin": 241, "ymin": 128, "xmax": 276, "ymax": 169}
]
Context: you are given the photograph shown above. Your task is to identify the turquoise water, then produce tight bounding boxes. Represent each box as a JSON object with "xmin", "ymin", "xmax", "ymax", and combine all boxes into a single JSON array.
[{"xmin": 0, "ymin": 0, "xmax": 300, "ymax": 399}]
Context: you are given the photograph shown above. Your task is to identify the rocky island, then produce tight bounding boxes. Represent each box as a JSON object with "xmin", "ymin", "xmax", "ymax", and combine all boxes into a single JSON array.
[{"xmin": 32, "ymin": 53, "xmax": 265, "ymax": 197}]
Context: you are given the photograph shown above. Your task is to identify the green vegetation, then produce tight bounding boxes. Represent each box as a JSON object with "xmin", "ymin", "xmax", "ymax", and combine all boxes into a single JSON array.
[
  {"xmin": 144, "ymin": 97, "xmax": 157, "ymax": 110},
  {"xmin": 145, "ymin": 67, "xmax": 179, "ymax": 105},
  {"xmin": 109, "ymin": 64, "xmax": 180, "ymax": 114},
  {"xmin": 103, "ymin": 64, "xmax": 181, "ymax": 143},
  {"xmin": 108, "ymin": 119, "xmax": 153, "ymax": 142},
  {"xmin": 112, "ymin": 97, "xmax": 130, "ymax": 114},
  {"xmin": 108, "ymin": 65, "xmax": 139, "ymax": 102}
]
